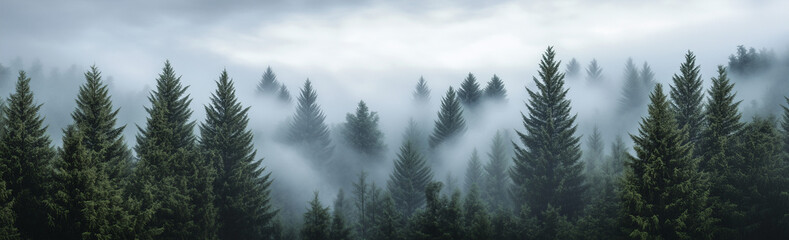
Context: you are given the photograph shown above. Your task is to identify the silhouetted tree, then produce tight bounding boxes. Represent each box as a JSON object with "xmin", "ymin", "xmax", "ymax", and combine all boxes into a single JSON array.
[
  {"xmin": 670, "ymin": 51, "xmax": 705, "ymax": 146},
  {"xmin": 288, "ymin": 79, "xmax": 333, "ymax": 163},
  {"xmin": 464, "ymin": 149, "xmax": 483, "ymax": 192},
  {"xmin": 484, "ymin": 75, "xmax": 507, "ymax": 102},
  {"xmin": 458, "ymin": 73, "xmax": 482, "ymax": 109},
  {"xmin": 413, "ymin": 77, "xmax": 430, "ymax": 103},
  {"xmin": 483, "ymin": 131, "xmax": 510, "ymax": 210},
  {"xmin": 585, "ymin": 59, "xmax": 603, "ymax": 83},
  {"xmin": 257, "ymin": 66, "xmax": 280, "ymax": 96},
  {"xmin": 565, "ymin": 58, "xmax": 580, "ymax": 78},
  {"xmin": 343, "ymin": 100, "xmax": 385, "ymax": 158},
  {"xmin": 388, "ymin": 141, "xmax": 433, "ymax": 218},
  {"xmin": 430, "ymin": 87, "xmax": 466, "ymax": 148},
  {"xmin": 302, "ymin": 192, "xmax": 331, "ymax": 240}
]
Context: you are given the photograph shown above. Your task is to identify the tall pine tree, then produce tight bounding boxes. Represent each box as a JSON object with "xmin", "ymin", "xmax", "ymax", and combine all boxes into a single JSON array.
[
  {"xmin": 200, "ymin": 70, "xmax": 276, "ymax": 240},
  {"xmin": 0, "ymin": 99, "xmax": 18, "ymax": 240},
  {"xmin": 0, "ymin": 71, "xmax": 57, "ymax": 239},
  {"xmin": 670, "ymin": 51, "xmax": 705, "ymax": 146},
  {"xmin": 458, "ymin": 73, "xmax": 482, "ymax": 109},
  {"xmin": 622, "ymin": 84, "xmax": 713, "ymax": 239},
  {"xmin": 302, "ymin": 192, "xmax": 331, "ymax": 240},
  {"xmin": 429, "ymin": 87, "xmax": 466, "ymax": 148},
  {"xmin": 619, "ymin": 58, "xmax": 646, "ymax": 113},
  {"xmin": 565, "ymin": 58, "xmax": 580, "ymax": 78},
  {"xmin": 257, "ymin": 66, "xmax": 280, "ymax": 96},
  {"xmin": 413, "ymin": 77, "xmax": 430, "ymax": 103},
  {"xmin": 343, "ymin": 100, "xmax": 385, "ymax": 158},
  {"xmin": 510, "ymin": 47, "xmax": 587, "ymax": 220},
  {"xmin": 388, "ymin": 140, "xmax": 433, "ymax": 218},
  {"xmin": 71, "ymin": 66, "xmax": 132, "ymax": 187},
  {"xmin": 484, "ymin": 75, "xmax": 507, "ymax": 102},
  {"xmin": 131, "ymin": 61, "xmax": 217, "ymax": 239},
  {"xmin": 585, "ymin": 59, "xmax": 603, "ymax": 83},
  {"xmin": 288, "ymin": 79, "xmax": 333, "ymax": 163},
  {"xmin": 464, "ymin": 149, "xmax": 483, "ymax": 192},
  {"xmin": 483, "ymin": 130, "xmax": 510, "ymax": 210},
  {"xmin": 277, "ymin": 85, "xmax": 292, "ymax": 103}
]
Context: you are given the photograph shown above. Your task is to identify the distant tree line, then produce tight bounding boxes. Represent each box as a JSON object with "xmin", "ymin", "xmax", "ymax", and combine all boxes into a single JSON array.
[{"xmin": 1, "ymin": 46, "xmax": 789, "ymax": 240}]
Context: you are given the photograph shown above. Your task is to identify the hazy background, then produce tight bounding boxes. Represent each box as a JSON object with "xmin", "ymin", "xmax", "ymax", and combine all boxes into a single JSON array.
[{"xmin": 2, "ymin": 0, "xmax": 788, "ymax": 221}]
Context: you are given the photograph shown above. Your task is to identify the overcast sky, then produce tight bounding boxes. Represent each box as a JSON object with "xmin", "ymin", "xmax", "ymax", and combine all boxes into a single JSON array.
[{"xmin": 2, "ymin": 0, "xmax": 788, "ymax": 121}]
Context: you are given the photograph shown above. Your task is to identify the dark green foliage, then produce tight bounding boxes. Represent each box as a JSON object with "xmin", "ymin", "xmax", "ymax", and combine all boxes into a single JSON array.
[
  {"xmin": 0, "ymin": 98, "xmax": 17, "ymax": 239},
  {"xmin": 640, "ymin": 62, "xmax": 656, "ymax": 89},
  {"xmin": 343, "ymin": 100, "xmax": 385, "ymax": 158},
  {"xmin": 490, "ymin": 208, "xmax": 519, "ymax": 240},
  {"xmin": 577, "ymin": 137, "xmax": 627, "ymax": 240},
  {"xmin": 670, "ymin": 51, "xmax": 705, "ymax": 146},
  {"xmin": 484, "ymin": 75, "xmax": 507, "ymax": 102},
  {"xmin": 408, "ymin": 182, "xmax": 463, "ymax": 240},
  {"xmin": 51, "ymin": 125, "xmax": 129, "ymax": 239},
  {"xmin": 458, "ymin": 73, "xmax": 482, "ymax": 108},
  {"xmin": 302, "ymin": 192, "xmax": 331, "ymax": 240},
  {"xmin": 725, "ymin": 118, "xmax": 789, "ymax": 238},
  {"xmin": 278, "ymin": 85, "xmax": 292, "ymax": 103},
  {"xmin": 413, "ymin": 76, "xmax": 430, "ymax": 103},
  {"xmin": 727, "ymin": 45, "xmax": 775, "ymax": 77},
  {"xmin": 131, "ymin": 61, "xmax": 218, "ymax": 239},
  {"xmin": 388, "ymin": 141, "xmax": 433, "ymax": 218},
  {"xmin": 403, "ymin": 119, "xmax": 429, "ymax": 153},
  {"xmin": 0, "ymin": 99, "xmax": 5, "ymax": 138},
  {"xmin": 619, "ymin": 58, "xmax": 647, "ymax": 113},
  {"xmin": 257, "ymin": 66, "xmax": 281, "ymax": 95},
  {"xmin": 586, "ymin": 59, "xmax": 603, "ymax": 83},
  {"xmin": 606, "ymin": 136, "xmax": 627, "ymax": 177},
  {"xmin": 333, "ymin": 189, "xmax": 352, "ymax": 227},
  {"xmin": 565, "ymin": 58, "xmax": 580, "ymax": 78},
  {"xmin": 464, "ymin": 149, "xmax": 483, "ymax": 192},
  {"xmin": 71, "ymin": 66, "xmax": 132, "ymax": 187},
  {"xmin": 200, "ymin": 70, "xmax": 275, "ymax": 240},
  {"xmin": 330, "ymin": 207, "xmax": 353, "ymax": 240},
  {"xmin": 371, "ymin": 193, "xmax": 404, "ymax": 240},
  {"xmin": 0, "ymin": 71, "xmax": 57, "ymax": 239},
  {"xmin": 288, "ymin": 79, "xmax": 333, "ymax": 162},
  {"xmin": 511, "ymin": 47, "xmax": 586, "ymax": 220},
  {"xmin": 463, "ymin": 186, "xmax": 492, "ymax": 240},
  {"xmin": 429, "ymin": 87, "xmax": 466, "ymax": 148},
  {"xmin": 622, "ymin": 84, "xmax": 713, "ymax": 239},
  {"xmin": 353, "ymin": 172, "xmax": 370, "ymax": 239},
  {"xmin": 483, "ymin": 131, "xmax": 510, "ymax": 210}
]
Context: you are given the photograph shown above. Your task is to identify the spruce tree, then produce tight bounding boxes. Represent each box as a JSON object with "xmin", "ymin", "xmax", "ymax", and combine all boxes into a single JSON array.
[
  {"xmin": 52, "ymin": 125, "xmax": 129, "ymax": 239},
  {"xmin": 463, "ymin": 186, "xmax": 492, "ymax": 240},
  {"xmin": 333, "ymin": 189, "xmax": 352, "ymax": 224},
  {"xmin": 726, "ymin": 118, "xmax": 789, "ymax": 238},
  {"xmin": 464, "ymin": 149, "xmax": 483, "ymax": 192},
  {"xmin": 640, "ymin": 62, "xmax": 656, "ymax": 95},
  {"xmin": 343, "ymin": 100, "xmax": 385, "ymax": 158},
  {"xmin": 619, "ymin": 58, "xmax": 646, "ymax": 113},
  {"xmin": 257, "ymin": 66, "xmax": 280, "ymax": 96},
  {"xmin": 458, "ymin": 73, "xmax": 482, "ymax": 108},
  {"xmin": 670, "ymin": 51, "xmax": 705, "ymax": 146},
  {"xmin": 0, "ymin": 98, "xmax": 17, "ymax": 238},
  {"xmin": 329, "ymin": 207, "xmax": 353, "ymax": 240},
  {"xmin": 565, "ymin": 58, "xmax": 580, "ymax": 78},
  {"xmin": 288, "ymin": 79, "xmax": 333, "ymax": 163},
  {"xmin": 200, "ymin": 70, "xmax": 275, "ymax": 240},
  {"xmin": 585, "ymin": 59, "xmax": 603, "ymax": 83},
  {"xmin": 622, "ymin": 84, "xmax": 713, "ymax": 239},
  {"xmin": 510, "ymin": 47, "xmax": 586, "ymax": 219},
  {"xmin": 483, "ymin": 130, "xmax": 510, "ymax": 209},
  {"xmin": 585, "ymin": 125, "xmax": 604, "ymax": 175},
  {"xmin": 302, "ymin": 192, "xmax": 331, "ymax": 240},
  {"xmin": 484, "ymin": 75, "xmax": 507, "ymax": 102},
  {"xmin": 0, "ymin": 99, "xmax": 5, "ymax": 138},
  {"xmin": 388, "ymin": 140, "xmax": 433, "ymax": 218},
  {"xmin": 413, "ymin": 76, "xmax": 430, "ymax": 103},
  {"xmin": 353, "ymin": 171, "xmax": 370, "ymax": 239},
  {"xmin": 0, "ymin": 71, "xmax": 57, "ymax": 239},
  {"xmin": 131, "ymin": 61, "xmax": 217, "ymax": 239},
  {"xmin": 71, "ymin": 66, "xmax": 132, "ymax": 187},
  {"xmin": 409, "ymin": 182, "xmax": 463, "ymax": 240},
  {"xmin": 371, "ymin": 193, "xmax": 403, "ymax": 240},
  {"xmin": 429, "ymin": 87, "xmax": 466, "ymax": 148},
  {"xmin": 277, "ymin": 85, "xmax": 292, "ymax": 103},
  {"xmin": 403, "ymin": 119, "xmax": 429, "ymax": 153}
]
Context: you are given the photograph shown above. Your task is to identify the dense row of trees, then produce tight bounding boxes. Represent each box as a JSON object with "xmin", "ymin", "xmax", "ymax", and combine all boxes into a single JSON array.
[{"xmin": 1, "ymin": 46, "xmax": 789, "ymax": 239}]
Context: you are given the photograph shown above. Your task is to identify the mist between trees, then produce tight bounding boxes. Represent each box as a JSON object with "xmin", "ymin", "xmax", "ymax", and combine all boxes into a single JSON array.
[{"xmin": 1, "ymin": 45, "xmax": 789, "ymax": 239}]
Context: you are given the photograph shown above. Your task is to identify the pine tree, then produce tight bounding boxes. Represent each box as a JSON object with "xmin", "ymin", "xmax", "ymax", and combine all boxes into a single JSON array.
[
  {"xmin": 585, "ymin": 125, "xmax": 604, "ymax": 175},
  {"xmin": 619, "ymin": 58, "xmax": 646, "ymax": 113},
  {"xmin": 409, "ymin": 182, "xmax": 463, "ymax": 240},
  {"xmin": 464, "ymin": 149, "xmax": 483, "ymax": 192},
  {"xmin": 458, "ymin": 73, "xmax": 482, "ymax": 109},
  {"xmin": 463, "ymin": 186, "xmax": 492, "ymax": 240},
  {"xmin": 483, "ymin": 130, "xmax": 510, "ymax": 210},
  {"xmin": 288, "ymin": 79, "xmax": 333, "ymax": 163},
  {"xmin": 0, "ymin": 71, "xmax": 57, "ymax": 239},
  {"xmin": 302, "ymin": 192, "xmax": 331, "ymax": 240},
  {"xmin": 413, "ymin": 77, "xmax": 430, "ymax": 103},
  {"xmin": 484, "ymin": 75, "xmax": 507, "ymax": 102},
  {"xmin": 606, "ymin": 136, "xmax": 627, "ymax": 177},
  {"xmin": 257, "ymin": 66, "xmax": 280, "ymax": 96},
  {"xmin": 388, "ymin": 140, "xmax": 433, "ymax": 218},
  {"xmin": 51, "ymin": 125, "xmax": 129, "ymax": 239},
  {"xmin": 670, "ymin": 51, "xmax": 705, "ymax": 146},
  {"xmin": 131, "ymin": 61, "xmax": 217, "ymax": 239},
  {"xmin": 277, "ymin": 85, "xmax": 292, "ymax": 103},
  {"xmin": 510, "ymin": 47, "xmax": 587, "ymax": 220},
  {"xmin": 0, "ymin": 99, "xmax": 5, "ymax": 138},
  {"xmin": 640, "ymin": 62, "xmax": 656, "ymax": 95},
  {"xmin": 585, "ymin": 59, "xmax": 603, "ymax": 83},
  {"xmin": 353, "ymin": 171, "xmax": 370, "ymax": 239},
  {"xmin": 371, "ymin": 193, "xmax": 403, "ymax": 240},
  {"xmin": 343, "ymin": 100, "xmax": 385, "ymax": 158},
  {"xmin": 71, "ymin": 66, "xmax": 132, "ymax": 187},
  {"xmin": 565, "ymin": 58, "xmax": 580, "ymax": 78},
  {"xmin": 403, "ymin": 119, "xmax": 429, "ymax": 153},
  {"xmin": 200, "ymin": 70, "xmax": 275, "ymax": 240},
  {"xmin": 728, "ymin": 118, "xmax": 789, "ymax": 238},
  {"xmin": 0, "ymin": 98, "xmax": 18, "ymax": 238},
  {"xmin": 330, "ymin": 207, "xmax": 353, "ymax": 240},
  {"xmin": 429, "ymin": 87, "xmax": 466, "ymax": 148},
  {"xmin": 622, "ymin": 84, "xmax": 713, "ymax": 239}
]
